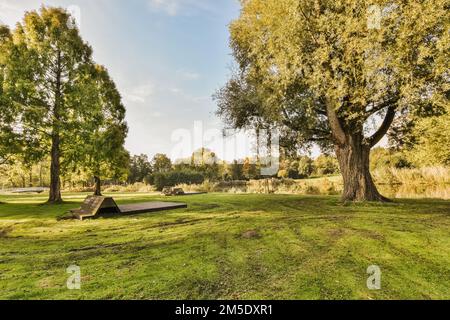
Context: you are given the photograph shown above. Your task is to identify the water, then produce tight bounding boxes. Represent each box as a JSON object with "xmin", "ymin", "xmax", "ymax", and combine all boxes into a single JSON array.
[{"xmin": 198, "ymin": 180, "xmax": 450, "ymax": 200}]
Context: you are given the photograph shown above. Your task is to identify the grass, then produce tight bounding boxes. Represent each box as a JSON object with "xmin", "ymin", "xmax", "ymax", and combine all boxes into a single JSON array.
[
  {"xmin": 373, "ymin": 166, "xmax": 450, "ymax": 186},
  {"xmin": 0, "ymin": 192, "xmax": 449, "ymax": 300}
]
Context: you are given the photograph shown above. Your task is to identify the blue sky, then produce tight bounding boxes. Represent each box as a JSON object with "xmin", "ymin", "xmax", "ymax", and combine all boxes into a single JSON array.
[{"xmin": 0, "ymin": 0, "xmax": 246, "ymax": 160}]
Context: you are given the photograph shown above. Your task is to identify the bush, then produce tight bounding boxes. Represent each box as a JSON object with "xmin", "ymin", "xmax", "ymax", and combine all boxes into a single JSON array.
[
  {"xmin": 313, "ymin": 155, "xmax": 340, "ymax": 176},
  {"xmin": 372, "ymin": 166, "xmax": 450, "ymax": 185},
  {"xmin": 144, "ymin": 174, "xmax": 154, "ymax": 185},
  {"xmin": 103, "ymin": 183, "xmax": 155, "ymax": 193},
  {"xmin": 370, "ymin": 148, "xmax": 411, "ymax": 172},
  {"xmin": 152, "ymin": 170, "xmax": 205, "ymax": 191}
]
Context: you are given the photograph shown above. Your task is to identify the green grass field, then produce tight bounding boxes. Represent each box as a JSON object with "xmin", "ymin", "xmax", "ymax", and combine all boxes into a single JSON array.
[{"xmin": 0, "ymin": 192, "xmax": 449, "ymax": 300}]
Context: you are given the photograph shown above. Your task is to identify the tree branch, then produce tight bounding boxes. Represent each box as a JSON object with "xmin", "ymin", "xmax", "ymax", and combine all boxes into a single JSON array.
[
  {"xmin": 365, "ymin": 95, "xmax": 399, "ymax": 118},
  {"xmin": 326, "ymin": 105, "xmax": 346, "ymax": 145},
  {"xmin": 366, "ymin": 106, "xmax": 396, "ymax": 148},
  {"xmin": 0, "ymin": 156, "xmax": 11, "ymax": 166}
]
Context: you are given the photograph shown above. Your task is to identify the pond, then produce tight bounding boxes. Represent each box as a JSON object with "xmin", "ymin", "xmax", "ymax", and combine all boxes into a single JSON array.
[{"xmin": 181, "ymin": 179, "xmax": 450, "ymax": 200}]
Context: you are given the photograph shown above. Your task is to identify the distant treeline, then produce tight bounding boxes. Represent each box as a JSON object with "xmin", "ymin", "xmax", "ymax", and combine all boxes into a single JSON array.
[
  {"xmin": 0, "ymin": 148, "xmax": 339, "ymax": 189},
  {"xmin": 2, "ymin": 141, "xmax": 449, "ymax": 190}
]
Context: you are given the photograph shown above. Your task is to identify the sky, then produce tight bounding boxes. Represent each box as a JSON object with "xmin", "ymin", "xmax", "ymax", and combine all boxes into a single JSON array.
[
  {"xmin": 1, "ymin": 0, "xmax": 384, "ymax": 161},
  {"xmin": 0, "ymin": 0, "xmax": 258, "ymax": 161}
]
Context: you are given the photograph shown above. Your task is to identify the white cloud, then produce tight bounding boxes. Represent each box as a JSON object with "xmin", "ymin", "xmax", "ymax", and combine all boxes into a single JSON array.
[
  {"xmin": 0, "ymin": 0, "xmax": 24, "ymax": 11},
  {"xmin": 0, "ymin": 1, "xmax": 29, "ymax": 25},
  {"xmin": 0, "ymin": 1, "xmax": 84, "ymax": 29},
  {"xmin": 170, "ymin": 87, "xmax": 182, "ymax": 94},
  {"xmin": 167, "ymin": 86, "xmax": 208, "ymax": 103},
  {"xmin": 124, "ymin": 83, "xmax": 155, "ymax": 103},
  {"xmin": 148, "ymin": 0, "xmax": 179, "ymax": 16},
  {"xmin": 177, "ymin": 69, "xmax": 200, "ymax": 80},
  {"xmin": 147, "ymin": 0, "xmax": 215, "ymax": 17},
  {"xmin": 151, "ymin": 111, "xmax": 163, "ymax": 118}
]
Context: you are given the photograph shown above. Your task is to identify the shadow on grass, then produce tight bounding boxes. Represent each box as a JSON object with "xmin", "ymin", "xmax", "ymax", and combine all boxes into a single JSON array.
[
  {"xmin": 0, "ymin": 193, "xmax": 448, "ymax": 221},
  {"xmin": 0, "ymin": 201, "xmax": 79, "ymax": 220}
]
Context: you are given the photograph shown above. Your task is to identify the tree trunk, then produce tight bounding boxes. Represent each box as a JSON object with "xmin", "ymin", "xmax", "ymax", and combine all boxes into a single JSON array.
[
  {"xmin": 39, "ymin": 163, "xmax": 43, "ymax": 187},
  {"xmin": 29, "ymin": 169, "xmax": 33, "ymax": 187},
  {"xmin": 47, "ymin": 50, "xmax": 63, "ymax": 204},
  {"xmin": 335, "ymin": 135, "xmax": 390, "ymax": 202},
  {"xmin": 48, "ymin": 133, "xmax": 62, "ymax": 203},
  {"xmin": 93, "ymin": 176, "xmax": 102, "ymax": 196}
]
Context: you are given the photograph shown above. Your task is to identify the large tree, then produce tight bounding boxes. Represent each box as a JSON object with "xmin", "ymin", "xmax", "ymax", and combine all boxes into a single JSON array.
[
  {"xmin": 2, "ymin": 7, "xmax": 102, "ymax": 203},
  {"xmin": 216, "ymin": 0, "xmax": 448, "ymax": 201},
  {"xmin": 64, "ymin": 65, "xmax": 129, "ymax": 196},
  {"xmin": 128, "ymin": 154, "xmax": 152, "ymax": 184},
  {"xmin": 398, "ymin": 105, "xmax": 450, "ymax": 167},
  {"xmin": 151, "ymin": 153, "xmax": 172, "ymax": 173},
  {"xmin": 0, "ymin": 25, "xmax": 21, "ymax": 167}
]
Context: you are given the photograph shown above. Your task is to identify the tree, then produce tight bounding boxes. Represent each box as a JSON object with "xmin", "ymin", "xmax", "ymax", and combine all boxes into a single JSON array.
[
  {"xmin": 128, "ymin": 154, "xmax": 152, "ymax": 184},
  {"xmin": 173, "ymin": 149, "xmax": 220, "ymax": 180},
  {"xmin": 3, "ymin": 7, "xmax": 96, "ymax": 203},
  {"xmin": 0, "ymin": 25, "xmax": 21, "ymax": 167},
  {"xmin": 216, "ymin": 0, "xmax": 448, "ymax": 201},
  {"xmin": 406, "ymin": 110, "xmax": 450, "ymax": 167},
  {"xmin": 313, "ymin": 155, "xmax": 340, "ymax": 176},
  {"xmin": 388, "ymin": 102, "xmax": 450, "ymax": 167},
  {"xmin": 151, "ymin": 153, "xmax": 172, "ymax": 173},
  {"xmin": 190, "ymin": 148, "xmax": 219, "ymax": 180},
  {"xmin": 64, "ymin": 65, "xmax": 129, "ymax": 196},
  {"xmin": 297, "ymin": 156, "xmax": 314, "ymax": 179},
  {"xmin": 370, "ymin": 147, "xmax": 410, "ymax": 172},
  {"xmin": 388, "ymin": 113, "xmax": 418, "ymax": 152},
  {"xmin": 229, "ymin": 160, "xmax": 244, "ymax": 180},
  {"xmin": 243, "ymin": 157, "xmax": 258, "ymax": 180},
  {"xmin": 278, "ymin": 155, "xmax": 313, "ymax": 179}
]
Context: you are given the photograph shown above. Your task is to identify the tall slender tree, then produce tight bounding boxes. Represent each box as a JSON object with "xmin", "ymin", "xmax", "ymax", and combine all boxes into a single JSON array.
[
  {"xmin": 0, "ymin": 25, "xmax": 21, "ymax": 167},
  {"xmin": 216, "ymin": 0, "xmax": 448, "ymax": 201},
  {"xmin": 64, "ymin": 65, "xmax": 129, "ymax": 196},
  {"xmin": 3, "ymin": 7, "xmax": 105, "ymax": 203}
]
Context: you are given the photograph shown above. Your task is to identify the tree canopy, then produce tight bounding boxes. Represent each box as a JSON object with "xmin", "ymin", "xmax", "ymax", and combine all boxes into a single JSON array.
[
  {"xmin": 64, "ymin": 65, "xmax": 129, "ymax": 195},
  {"xmin": 128, "ymin": 154, "xmax": 152, "ymax": 184},
  {"xmin": 0, "ymin": 25, "xmax": 22, "ymax": 166},
  {"xmin": 216, "ymin": 0, "xmax": 448, "ymax": 201},
  {"xmin": 405, "ymin": 104, "xmax": 450, "ymax": 167},
  {"xmin": 151, "ymin": 154, "xmax": 172, "ymax": 173},
  {"xmin": 1, "ymin": 7, "xmax": 128, "ymax": 202}
]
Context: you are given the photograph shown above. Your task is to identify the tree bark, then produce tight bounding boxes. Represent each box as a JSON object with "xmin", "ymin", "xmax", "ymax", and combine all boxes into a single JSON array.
[
  {"xmin": 326, "ymin": 101, "xmax": 395, "ymax": 202},
  {"xmin": 47, "ymin": 50, "xmax": 63, "ymax": 204},
  {"xmin": 39, "ymin": 163, "xmax": 43, "ymax": 187},
  {"xmin": 93, "ymin": 176, "xmax": 102, "ymax": 196},
  {"xmin": 335, "ymin": 134, "xmax": 390, "ymax": 202},
  {"xmin": 29, "ymin": 169, "xmax": 33, "ymax": 187},
  {"xmin": 48, "ymin": 132, "xmax": 62, "ymax": 203}
]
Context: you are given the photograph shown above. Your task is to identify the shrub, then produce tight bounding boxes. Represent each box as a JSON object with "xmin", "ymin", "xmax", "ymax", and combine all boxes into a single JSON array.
[
  {"xmin": 144, "ymin": 174, "xmax": 154, "ymax": 185},
  {"xmin": 152, "ymin": 170, "xmax": 205, "ymax": 191},
  {"xmin": 370, "ymin": 148, "xmax": 411, "ymax": 172},
  {"xmin": 373, "ymin": 166, "xmax": 450, "ymax": 185},
  {"xmin": 103, "ymin": 183, "xmax": 155, "ymax": 193}
]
